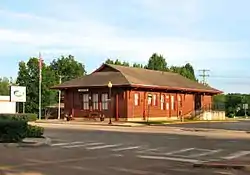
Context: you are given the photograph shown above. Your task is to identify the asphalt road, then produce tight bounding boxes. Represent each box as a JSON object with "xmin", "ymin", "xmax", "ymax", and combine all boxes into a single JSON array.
[
  {"xmin": 1, "ymin": 127, "xmax": 250, "ymax": 175},
  {"xmin": 168, "ymin": 120, "xmax": 250, "ymax": 131}
]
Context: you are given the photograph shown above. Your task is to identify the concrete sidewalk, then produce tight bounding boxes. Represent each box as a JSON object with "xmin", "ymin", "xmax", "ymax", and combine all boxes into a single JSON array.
[{"xmin": 35, "ymin": 119, "xmax": 145, "ymax": 127}]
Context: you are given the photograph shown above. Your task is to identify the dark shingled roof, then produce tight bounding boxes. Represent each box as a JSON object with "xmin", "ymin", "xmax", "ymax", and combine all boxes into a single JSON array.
[{"xmin": 52, "ymin": 63, "xmax": 222, "ymax": 94}]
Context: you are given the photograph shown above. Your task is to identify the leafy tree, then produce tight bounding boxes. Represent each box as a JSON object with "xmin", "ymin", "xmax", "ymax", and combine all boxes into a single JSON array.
[
  {"xmin": 50, "ymin": 55, "xmax": 86, "ymax": 83},
  {"xmin": 105, "ymin": 58, "xmax": 114, "ymax": 64},
  {"xmin": 145, "ymin": 53, "xmax": 168, "ymax": 71},
  {"xmin": 105, "ymin": 58, "xmax": 130, "ymax": 67},
  {"xmin": 132, "ymin": 63, "xmax": 144, "ymax": 68},
  {"xmin": 122, "ymin": 61, "xmax": 130, "ymax": 67},
  {"xmin": 0, "ymin": 77, "xmax": 10, "ymax": 95},
  {"xmin": 16, "ymin": 58, "xmax": 57, "ymax": 114}
]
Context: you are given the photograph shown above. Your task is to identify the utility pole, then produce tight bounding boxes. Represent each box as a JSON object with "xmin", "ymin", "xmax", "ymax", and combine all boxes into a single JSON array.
[
  {"xmin": 58, "ymin": 75, "xmax": 64, "ymax": 120},
  {"xmin": 199, "ymin": 69, "xmax": 210, "ymax": 85}
]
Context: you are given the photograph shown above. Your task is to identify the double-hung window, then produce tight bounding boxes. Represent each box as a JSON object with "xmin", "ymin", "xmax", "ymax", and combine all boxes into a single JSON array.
[
  {"xmin": 92, "ymin": 94, "xmax": 99, "ymax": 110},
  {"xmin": 83, "ymin": 94, "xmax": 89, "ymax": 110},
  {"xmin": 101, "ymin": 93, "xmax": 108, "ymax": 110}
]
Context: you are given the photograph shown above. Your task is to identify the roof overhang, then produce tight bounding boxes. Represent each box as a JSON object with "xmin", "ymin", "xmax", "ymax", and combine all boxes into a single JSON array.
[{"xmin": 130, "ymin": 84, "xmax": 223, "ymax": 94}]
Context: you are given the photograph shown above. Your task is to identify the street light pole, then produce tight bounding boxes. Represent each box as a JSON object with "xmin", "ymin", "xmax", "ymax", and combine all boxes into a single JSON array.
[
  {"xmin": 108, "ymin": 81, "xmax": 112, "ymax": 125},
  {"xmin": 58, "ymin": 75, "xmax": 63, "ymax": 120}
]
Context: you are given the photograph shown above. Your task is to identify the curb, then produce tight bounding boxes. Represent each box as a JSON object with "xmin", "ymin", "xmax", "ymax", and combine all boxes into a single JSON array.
[
  {"xmin": 193, "ymin": 162, "xmax": 250, "ymax": 170},
  {"xmin": 34, "ymin": 121, "xmax": 144, "ymax": 127},
  {"xmin": 180, "ymin": 128, "xmax": 210, "ymax": 132},
  {"xmin": 162, "ymin": 120, "xmax": 239, "ymax": 125},
  {"xmin": 1, "ymin": 137, "xmax": 51, "ymax": 148}
]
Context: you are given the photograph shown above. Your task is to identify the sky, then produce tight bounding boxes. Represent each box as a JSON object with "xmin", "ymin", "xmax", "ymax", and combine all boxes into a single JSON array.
[{"xmin": 0, "ymin": 0, "xmax": 250, "ymax": 93}]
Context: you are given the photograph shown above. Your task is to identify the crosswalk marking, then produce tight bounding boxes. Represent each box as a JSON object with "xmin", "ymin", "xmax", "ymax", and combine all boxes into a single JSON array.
[
  {"xmin": 164, "ymin": 148, "xmax": 195, "ymax": 155},
  {"xmin": 51, "ymin": 141, "xmax": 85, "ymax": 147},
  {"xmin": 222, "ymin": 151, "xmax": 250, "ymax": 160},
  {"xmin": 86, "ymin": 144, "xmax": 122, "ymax": 150},
  {"xmin": 137, "ymin": 155, "xmax": 200, "ymax": 163},
  {"xmin": 62, "ymin": 142, "xmax": 103, "ymax": 148},
  {"xmin": 50, "ymin": 141, "xmax": 250, "ymax": 163},
  {"xmin": 189, "ymin": 149, "xmax": 222, "ymax": 158},
  {"xmin": 112, "ymin": 146, "xmax": 141, "ymax": 152}
]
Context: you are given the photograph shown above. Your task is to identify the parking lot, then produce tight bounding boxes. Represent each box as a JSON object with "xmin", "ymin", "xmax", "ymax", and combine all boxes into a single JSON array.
[{"xmin": 1, "ymin": 127, "xmax": 250, "ymax": 175}]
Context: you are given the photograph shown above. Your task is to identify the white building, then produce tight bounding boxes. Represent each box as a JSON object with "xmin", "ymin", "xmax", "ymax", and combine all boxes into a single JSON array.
[{"xmin": 0, "ymin": 96, "xmax": 16, "ymax": 114}]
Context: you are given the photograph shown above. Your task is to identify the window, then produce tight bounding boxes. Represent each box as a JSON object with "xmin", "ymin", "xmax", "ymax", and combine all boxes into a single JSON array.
[
  {"xmin": 171, "ymin": 95, "xmax": 175, "ymax": 110},
  {"xmin": 153, "ymin": 94, "xmax": 157, "ymax": 106},
  {"xmin": 92, "ymin": 94, "xmax": 99, "ymax": 110},
  {"xmin": 101, "ymin": 93, "xmax": 108, "ymax": 110},
  {"xmin": 178, "ymin": 95, "xmax": 182, "ymax": 107},
  {"xmin": 160, "ymin": 95, "xmax": 164, "ymax": 110},
  {"xmin": 134, "ymin": 93, "xmax": 139, "ymax": 106},
  {"xmin": 83, "ymin": 94, "xmax": 89, "ymax": 110},
  {"xmin": 166, "ymin": 95, "xmax": 169, "ymax": 110}
]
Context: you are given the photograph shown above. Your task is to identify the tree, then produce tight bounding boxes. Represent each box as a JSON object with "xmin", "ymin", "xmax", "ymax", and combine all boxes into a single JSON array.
[
  {"xmin": 105, "ymin": 58, "xmax": 114, "ymax": 64},
  {"xmin": 170, "ymin": 64, "xmax": 197, "ymax": 81},
  {"xmin": 50, "ymin": 55, "xmax": 86, "ymax": 83},
  {"xmin": 145, "ymin": 53, "xmax": 168, "ymax": 71},
  {"xmin": 0, "ymin": 77, "xmax": 10, "ymax": 95},
  {"xmin": 132, "ymin": 63, "xmax": 144, "ymax": 68},
  {"xmin": 16, "ymin": 58, "xmax": 57, "ymax": 114}
]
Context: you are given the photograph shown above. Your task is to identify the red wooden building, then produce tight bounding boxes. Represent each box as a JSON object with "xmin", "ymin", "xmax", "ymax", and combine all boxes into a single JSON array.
[{"xmin": 52, "ymin": 64, "xmax": 222, "ymax": 121}]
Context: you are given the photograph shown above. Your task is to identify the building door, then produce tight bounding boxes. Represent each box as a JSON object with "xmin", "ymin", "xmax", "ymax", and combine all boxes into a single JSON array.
[{"xmin": 194, "ymin": 94, "xmax": 202, "ymax": 110}]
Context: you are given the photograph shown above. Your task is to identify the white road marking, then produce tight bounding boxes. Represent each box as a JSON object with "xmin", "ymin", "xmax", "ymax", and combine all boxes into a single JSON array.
[
  {"xmin": 136, "ymin": 147, "xmax": 164, "ymax": 153},
  {"xmin": 222, "ymin": 151, "xmax": 250, "ymax": 160},
  {"xmin": 62, "ymin": 142, "xmax": 103, "ymax": 148},
  {"xmin": 51, "ymin": 141, "xmax": 85, "ymax": 147},
  {"xmin": 112, "ymin": 146, "xmax": 141, "ymax": 152},
  {"xmin": 164, "ymin": 148, "xmax": 195, "ymax": 155},
  {"xmin": 137, "ymin": 155, "xmax": 200, "ymax": 163},
  {"xmin": 86, "ymin": 144, "xmax": 122, "ymax": 150},
  {"xmin": 189, "ymin": 149, "xmax": 222, "ymax": 158}
]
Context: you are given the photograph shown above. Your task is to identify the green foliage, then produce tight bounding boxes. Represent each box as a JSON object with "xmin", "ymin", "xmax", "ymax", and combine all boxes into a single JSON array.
[
  {"xmin": 26, "ymin": 125, "xmax": 44, "ymax": 138},
  {"xmin": 0, "ymin": 120, "xmax": 28, "ymax": 143},
  {"xmin": 213, "ymin": 93, "xmax": 250, "ymax": 117},
  {"xmin": 132, "ymin": 63, "xmax": 144, "ymax": 68},
  {"xmin": 105, "ymin": 58, "xmax": 130, "ymax": 67},
  {"xmin": 0, "ymin": 113, "xmax": 37, "ymax": 121},
  {"xmin": 50, "ymin": 55, "xmax": 86, "ymax": 82},
  {"xmin": 16, "ymin": 58, "xmax": 57, "ymax": 114},
  {"xmin": 0, "ymin": 77, "xmax": 11, "ymax": 95},
  {"xmin": 16, "ymin": 55, "xmax": 86, "ymax": 114},
  {"xmin": 145, "ymin": 53, "xmax": 168, "ymax": 71}
]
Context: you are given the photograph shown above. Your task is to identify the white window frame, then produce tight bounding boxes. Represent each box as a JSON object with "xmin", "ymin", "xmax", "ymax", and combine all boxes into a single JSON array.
[
  {"xmin": 92, "ymin": 94, "xmax": 99, "ymax": 110},
  {"xmin": 160, "ymin": 95, "xmax": 164, "ymax": 110},
  {"xmin": 83, "ymin": 94, "xmax": 89, "ymax": 110},
  {"xmin": 134, "ymin": 93, "xmax": 139, "ymax": 106},
  {"xmin": 101, "ymin": 93, "xmax": 108, "ymax": 110},
  {"xmin": 171, "ymin": 95, "xmax": 175, "ymax": 110},
  {"xmin": 153, "ymin": 94, "xmax": 157, "ymax": 106}
]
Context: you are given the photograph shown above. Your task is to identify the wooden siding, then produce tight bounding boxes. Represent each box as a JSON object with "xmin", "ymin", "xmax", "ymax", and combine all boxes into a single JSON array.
[{"xmin": 63, "ymin": 87, "xmax": 214, "ymax": 121}]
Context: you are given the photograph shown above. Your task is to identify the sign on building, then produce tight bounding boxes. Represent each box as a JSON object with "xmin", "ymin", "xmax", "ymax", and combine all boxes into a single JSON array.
[
  {"xmin": 10, "ymin": 86, "xmax": 26, "ymax": 102},
  {"xmin": 243, "ymin": 103, "xmax": 248, "ymax": 110}
]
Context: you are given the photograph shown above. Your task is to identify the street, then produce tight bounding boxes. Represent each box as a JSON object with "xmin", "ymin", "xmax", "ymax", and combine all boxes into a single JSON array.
[
  {"xmin": 1, "ymin": 126, "xmax": 250, "ymax": 175},
  {"xmin": 168, "ymin": 120, "xmax": 250, "ymax": 131}
]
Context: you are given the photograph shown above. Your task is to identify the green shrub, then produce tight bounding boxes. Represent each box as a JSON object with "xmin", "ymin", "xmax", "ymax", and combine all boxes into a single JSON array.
[
  {"xmin": 0, "ymin": 113, "xmax": 37, "ymax": 121},
  {"xmin": 26, "ymin": 125, "xmax": 44, "ymax": 138},
  {"xmin": 0, "ymin": 120, "xmax": 28, "ymax": 143},
  {"xmin": 25, "ymin": 113, "xmax": 38, "ymax": 121}
]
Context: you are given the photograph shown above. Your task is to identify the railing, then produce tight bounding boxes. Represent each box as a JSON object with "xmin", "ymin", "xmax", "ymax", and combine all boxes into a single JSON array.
[{"xmin": 183, "ymin": 102, "xmax": 225, "ymax": 120}]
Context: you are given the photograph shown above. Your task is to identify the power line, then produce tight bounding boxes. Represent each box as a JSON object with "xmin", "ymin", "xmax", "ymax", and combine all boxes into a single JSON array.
[{"xmin": 198, "ymin": 69, "xmax": 210, "ymax": 85}]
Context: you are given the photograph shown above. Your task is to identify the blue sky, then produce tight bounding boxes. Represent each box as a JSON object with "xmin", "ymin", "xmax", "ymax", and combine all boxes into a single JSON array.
[{"xmin": 0, "ymin": 0, "xmax": 250, "ymax": 93}]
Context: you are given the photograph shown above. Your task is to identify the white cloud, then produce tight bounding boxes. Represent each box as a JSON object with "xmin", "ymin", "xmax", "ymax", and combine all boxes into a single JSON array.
[{"xmin": 0, "ymin": 8, "xmax": 249, "ymax": 67}]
